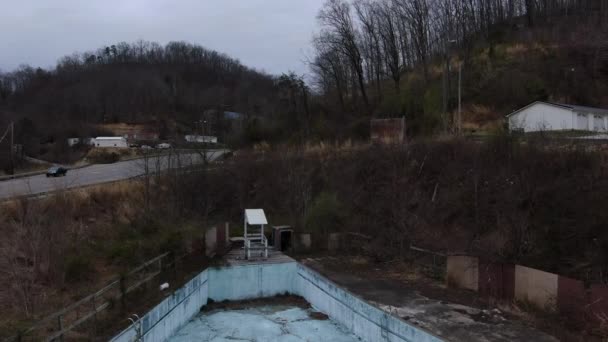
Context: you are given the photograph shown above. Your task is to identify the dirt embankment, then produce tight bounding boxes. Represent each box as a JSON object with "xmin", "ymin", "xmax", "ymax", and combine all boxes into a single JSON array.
[{"xmin": 218, "ymin": 139, "xmax": 608, "ymax": 281}]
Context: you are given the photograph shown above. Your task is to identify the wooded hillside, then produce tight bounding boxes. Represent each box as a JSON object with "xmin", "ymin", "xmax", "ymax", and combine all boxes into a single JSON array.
[
  {"xmin": 310, "ymin": 0, "xmax": 608, "ymax": 134},
  {"xmin": 2, "ymin": 1, "xmax": 608, "ymax": 161},
  {"xmin": 0, "ymin": 41, "xmax": 277, "ymax": 127}
]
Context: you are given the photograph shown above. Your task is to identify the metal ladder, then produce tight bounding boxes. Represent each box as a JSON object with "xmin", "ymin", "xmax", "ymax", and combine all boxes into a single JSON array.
[{"xmin": 127, "ymin": 314, "xmax": 143, "ymax": 342}]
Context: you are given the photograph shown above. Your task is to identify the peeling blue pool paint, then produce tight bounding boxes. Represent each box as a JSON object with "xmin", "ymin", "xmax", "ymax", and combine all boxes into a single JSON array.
[{"xmin": 111, "ymin": 262, "xmax": 443, "ymax": 342}]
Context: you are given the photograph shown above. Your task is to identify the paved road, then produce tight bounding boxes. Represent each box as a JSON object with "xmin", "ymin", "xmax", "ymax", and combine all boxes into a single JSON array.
[{"xmin": 0, "ymin": 150, "xmax": 225, "ymax": 200}]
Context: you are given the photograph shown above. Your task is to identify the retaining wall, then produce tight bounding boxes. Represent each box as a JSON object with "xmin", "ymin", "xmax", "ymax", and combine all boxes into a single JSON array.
[{"xmin": 111, "ymin": 261, "xmax": 443, "ymax": 342}]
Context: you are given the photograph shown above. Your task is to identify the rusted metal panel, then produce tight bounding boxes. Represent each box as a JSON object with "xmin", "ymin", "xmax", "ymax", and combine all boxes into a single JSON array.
[
  {"xmin": 503, "ymin": 264, "xmax": 516, "ymax": 301},
  {"xmin": 478, "ymin": 262, "xmax": 515, "ymax": 300},
  {"xmin": 589, "ymin": 284, "xmax": 608, "ymax": 323},
  {"xmin": 370, "ymin": 118, "xmax": 406, "ymax": 145},
  {"xmin": 557, "ymin": 276, "xmax": 586, "ymax": 325}
]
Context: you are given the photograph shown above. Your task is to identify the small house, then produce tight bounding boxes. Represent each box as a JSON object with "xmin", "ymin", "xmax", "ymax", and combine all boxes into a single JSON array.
[{"xmin": 508, "ymin": 101, "xmax": 608, "ymax": 133}]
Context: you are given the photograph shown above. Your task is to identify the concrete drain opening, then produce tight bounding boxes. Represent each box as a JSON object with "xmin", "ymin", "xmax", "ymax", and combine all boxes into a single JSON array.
[{"xmin": 111, "ymin": 256, "xmax": 443, "ymax": 342}]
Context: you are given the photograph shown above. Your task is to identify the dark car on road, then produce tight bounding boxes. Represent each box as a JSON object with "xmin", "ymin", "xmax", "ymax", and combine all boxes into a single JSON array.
[{"xmin": 46, "ymin": 166, "xmax": 68, "ymax": 177}]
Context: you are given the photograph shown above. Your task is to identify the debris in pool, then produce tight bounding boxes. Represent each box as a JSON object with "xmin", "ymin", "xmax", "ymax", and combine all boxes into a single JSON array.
[
  {"xmin": 168, "ymin": 306, "xmax": 361, "ymax": 342},
  {"xmin": 309, "ymin": 311, "xmax": 329, "ymax": 320}
]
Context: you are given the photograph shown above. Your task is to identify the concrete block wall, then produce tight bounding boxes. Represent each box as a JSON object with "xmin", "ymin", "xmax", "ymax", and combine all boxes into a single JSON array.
[
  {"xmin": 446, "ymin": 256, "xmax": 479, "ymax": 291},
  {"xmin": 296, "ymin": 233, "xmax": 311, "ymax": 251},
  {"xmin": 514, "ymin": 265, "xmax": 558, "ymax": 310},
  {"xmin": 328, "ymin": 233, "xmax": 342, "ymax": 251},
  {"xmin": 205, "ymin": 227, "xmax": 217, "ymax": 257},
  {"xmin": 447, "ymin": 256, "xmax": 604, "ymax": 320}
]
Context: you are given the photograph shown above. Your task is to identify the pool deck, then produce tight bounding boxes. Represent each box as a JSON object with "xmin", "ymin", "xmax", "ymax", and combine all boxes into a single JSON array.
[
  {"xmin": 223, "ymin": 248, "xmax": 295, "ymax": 266},
  {"xmin": 215, "ymin": 250, "xmax": 558, "ymax": 341},
  {"xmin": 301, "ymin": 257, "xmax": 558, "ymax": 342}
]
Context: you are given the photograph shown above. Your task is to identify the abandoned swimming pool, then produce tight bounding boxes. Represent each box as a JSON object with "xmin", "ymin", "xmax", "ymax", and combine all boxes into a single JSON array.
[{"xmin": 110, "ymin": 255, "xmax": 443, "ymax": 342}]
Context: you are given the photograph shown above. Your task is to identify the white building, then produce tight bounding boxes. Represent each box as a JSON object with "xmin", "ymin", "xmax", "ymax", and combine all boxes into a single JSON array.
[
  {"xmin": 508, "ymin": 101, "xmax": 608, "ymax": 133},
  {"xmin": 94, "ymin": 137, "xmax": 128, "ymax": 148},
  {"xmin": 67, "ymin": 138, "xmax": 80, "ymax": 147},
  {"xmin": 185, "ymin": 135, "xmax": 218, "ymax": 144},
  {"xmin": 67, "ymin": 137, "xmax": 96, "ymax": 147}
]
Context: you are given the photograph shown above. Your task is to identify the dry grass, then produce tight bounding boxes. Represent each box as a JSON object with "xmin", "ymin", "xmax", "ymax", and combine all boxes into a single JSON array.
[
  {"xmin": 96, "ymin": 123, "xmax": 153, "ymax": 135},
  {"xmin": 0, "ymin": 177, "xmax": 203, "ymax": 337},
  {"xmin": 462, "ymin": 104, "xmax": 502, "ymax": 127},
  {"xmin": 505, "ymin": 43, "xmax": 530, "ymax": 56}
]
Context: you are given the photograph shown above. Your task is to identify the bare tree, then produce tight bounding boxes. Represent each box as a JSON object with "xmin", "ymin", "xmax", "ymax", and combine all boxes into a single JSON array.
[
  {"xmin": 311, "ymin": 32, "xmax": 350, "ymax": 111},
  {"xmin": 318, "ymin": 0, "xmax": 370, "ymax": 109},
  {"xmin": 393, "ymin": 0, "xmax": 431, "ymax": 82},
  {"xmin": 354, "ymin": 0, "xmax": 383, "ymax": 98},
  {"xmin": 377, "ymin": 0, "xmax": 402, "ymax": 92}
]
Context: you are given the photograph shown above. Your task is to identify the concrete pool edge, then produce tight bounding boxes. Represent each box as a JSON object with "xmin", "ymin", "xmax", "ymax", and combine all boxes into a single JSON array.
[
  {"xmin": 111, "ymin": 261, "xmax": 444, "ymax": 342},
  {"xmin": 297, "ymin": 264, "xmax": 443, "ymax": 342}
]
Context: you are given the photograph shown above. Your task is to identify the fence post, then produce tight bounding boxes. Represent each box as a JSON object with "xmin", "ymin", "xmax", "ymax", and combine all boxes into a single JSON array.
[
  {"xmin": 91, "ymin": 295, "xmax": 98, "ymax": 338},
  {"xmin": 57, "ymin": 314, "xmax": 64, "ymax": 342},
  {"xmin": 167, "ymin": 251, "xmax": 177, "ymax": 280},
  {"xmin": 120, "ymin": 275, "xmax": 127, "ymax": 313}
]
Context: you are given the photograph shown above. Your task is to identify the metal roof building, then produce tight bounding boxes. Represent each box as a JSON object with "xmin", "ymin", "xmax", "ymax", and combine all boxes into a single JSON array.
[{"xmin": 507, "ymin": 101, "xmax": 608, "ymax": 133}]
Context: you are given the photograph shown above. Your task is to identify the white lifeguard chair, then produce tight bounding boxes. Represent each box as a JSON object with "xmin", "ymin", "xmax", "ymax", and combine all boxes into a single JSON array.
[{"xmin": 244, "ymin": 209, "xmax": 269, "ymax": 259}]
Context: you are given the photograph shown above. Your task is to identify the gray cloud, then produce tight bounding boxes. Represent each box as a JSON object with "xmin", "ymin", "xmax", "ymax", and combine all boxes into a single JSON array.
[{"xmin": 0, "ymin": 0, "xmax": 325, "ymax": 75}]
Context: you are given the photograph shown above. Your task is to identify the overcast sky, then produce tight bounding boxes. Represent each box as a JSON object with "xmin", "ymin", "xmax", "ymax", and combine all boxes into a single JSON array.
[{"xmin": 0, "ymin": 0, "xmax": 325, "ymax": 75}]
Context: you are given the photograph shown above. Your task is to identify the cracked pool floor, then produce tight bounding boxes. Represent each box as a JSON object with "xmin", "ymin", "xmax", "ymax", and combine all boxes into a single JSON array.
[{"xmin": 168, "ymin": 305, "xmax": 362, "ymax": 342}]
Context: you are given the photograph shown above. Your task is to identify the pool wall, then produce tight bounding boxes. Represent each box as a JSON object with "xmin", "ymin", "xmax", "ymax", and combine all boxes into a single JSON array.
[
  {"xmin": 207, "ymin": 262, "xmax": 297, "ymax": 301},
  {"xmin": 111, "ymin": 270, "xmax": 209, "ymax": 342},
  {"xmin": 297, "ymin": 264, "xmax": 442, "ymax": 342},
  {"xmin": 111, "ymin": 262, "xmax": 443, "ymax": 342}
]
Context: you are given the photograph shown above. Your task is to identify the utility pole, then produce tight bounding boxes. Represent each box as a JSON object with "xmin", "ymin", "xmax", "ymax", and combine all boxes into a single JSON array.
[
  {"xmin": 458, "ymin": 64, "xmax": 463, "ymax": 136},
  {"xmin": 9, "ymin": 122, "xmax": 14, "ymax": 175},
  {"xmin": 444, "ymin": 39, "xmax": 457, "ymax": 133}
]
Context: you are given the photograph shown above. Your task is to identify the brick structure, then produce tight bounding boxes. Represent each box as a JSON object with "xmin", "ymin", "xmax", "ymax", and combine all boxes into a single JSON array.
[{"xmin": 370, "ymin": 118, "xmax": 406, "ymax": 145}]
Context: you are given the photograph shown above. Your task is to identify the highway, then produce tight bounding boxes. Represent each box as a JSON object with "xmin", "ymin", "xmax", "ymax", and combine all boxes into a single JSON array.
[{"xmin": 0, "ymin": 150, "xmax": 225, "ymax": 201}]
